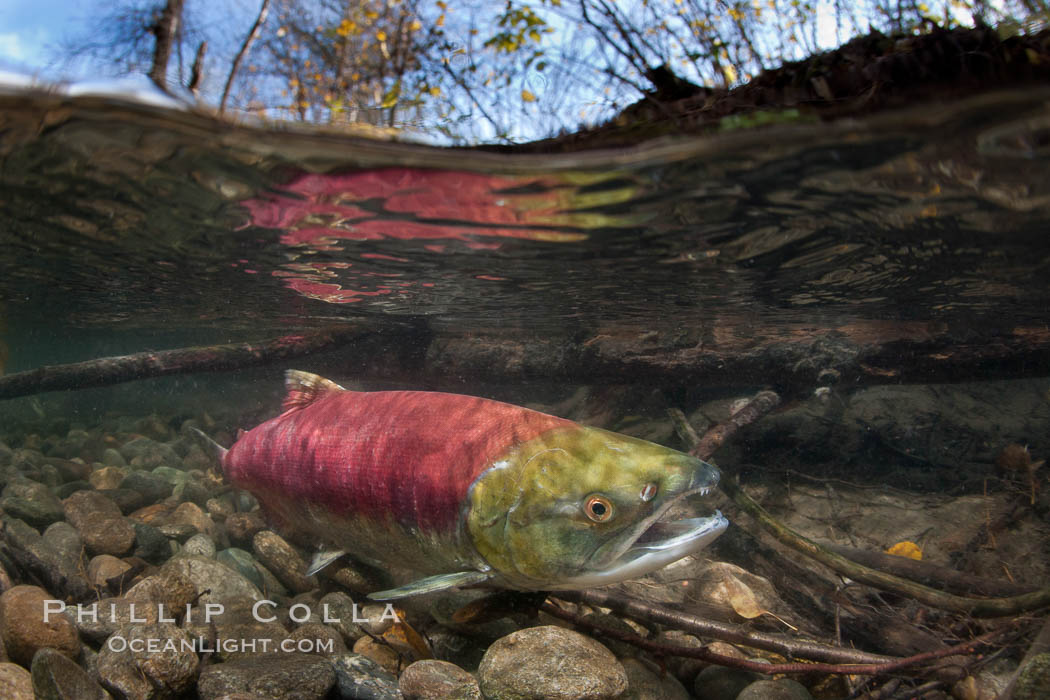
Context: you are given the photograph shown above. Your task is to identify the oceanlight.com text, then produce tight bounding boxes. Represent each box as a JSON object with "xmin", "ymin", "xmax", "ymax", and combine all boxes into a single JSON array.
[{"xmin": 105, "ymin": 635, "xmax": 336, "ymax": 655}]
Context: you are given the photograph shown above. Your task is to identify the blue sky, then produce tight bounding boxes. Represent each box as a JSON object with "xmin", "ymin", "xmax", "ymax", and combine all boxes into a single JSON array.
[{"xmin": 0, "ymin": 0, "xmax": 86, "ymax": 78}]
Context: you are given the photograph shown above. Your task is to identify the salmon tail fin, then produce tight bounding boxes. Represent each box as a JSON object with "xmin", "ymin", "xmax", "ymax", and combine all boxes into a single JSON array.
[
  {"xmin": 283, "ymin": 370, "xmax": 346, "ymax": 412},
  {"xmin": 187, "ymin": 427, "xmax": 228, "ymax": 476}
]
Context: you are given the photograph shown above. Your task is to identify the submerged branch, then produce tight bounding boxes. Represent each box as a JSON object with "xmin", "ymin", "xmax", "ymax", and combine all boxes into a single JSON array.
[
  {"xmin": 543, "ymin": 597, "xmax": 1020, "ymax": 678},
  {"xmin": 552, "ymin": 589, "xmax": 893, "ymax": 666},
  {"xmin": 0, "ymin": 323, "xmax": 406, "ymax": 400},
  {"xmin": 675, "ymin": 389, "xmax": 1050, "ymax": 618}
]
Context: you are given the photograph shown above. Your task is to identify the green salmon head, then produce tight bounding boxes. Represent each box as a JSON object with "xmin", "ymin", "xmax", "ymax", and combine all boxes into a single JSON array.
[{"xmin": 465, "ymin": 425, "xmax": 726, "ymax": 590}]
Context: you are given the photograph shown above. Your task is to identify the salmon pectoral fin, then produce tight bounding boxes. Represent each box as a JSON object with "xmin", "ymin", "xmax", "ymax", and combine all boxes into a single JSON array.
[
  {"xmin": 306, "ymin": 547, "xmax": 348, "ymax": 576},
  {"xmin": 282, "ymin": 370, "xmax": 346, "ymax": 411},
  {"xmin": 367, "ymin": 571, "xmax": 493, "ymax": 600}
]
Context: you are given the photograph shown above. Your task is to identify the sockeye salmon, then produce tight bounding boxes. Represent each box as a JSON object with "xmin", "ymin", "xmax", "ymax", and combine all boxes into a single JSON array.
[{"xmin": 209, "ymin": 370, "xmax": 727, "ymax": 599}]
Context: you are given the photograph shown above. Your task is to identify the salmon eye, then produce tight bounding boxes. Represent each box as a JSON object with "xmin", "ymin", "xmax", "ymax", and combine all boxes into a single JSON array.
[
  {"xmin": 640, "ymin": 482, "xmax": 658, "ymax": 502},
  {"xmin": 584, "ymin": 495, "xmax": 613, "ymax": 522}
]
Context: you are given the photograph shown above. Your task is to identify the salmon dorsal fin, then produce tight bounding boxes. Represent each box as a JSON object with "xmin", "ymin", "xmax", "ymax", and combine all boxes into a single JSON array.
[{"xmin": 283, "ymin": 370, "xmax": 346, "ymax": 411}]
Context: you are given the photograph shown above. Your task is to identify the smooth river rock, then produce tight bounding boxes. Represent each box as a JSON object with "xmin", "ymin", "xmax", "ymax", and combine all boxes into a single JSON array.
[
  {"xmin": 197, "ymin": 652, "xmax": 336, "ymax": 700},
  {"xmin": 30, "ymin": 647, "xmax": 110, "ymax": 700},
  {"xmin": 0, "ymin": 585, "xmax": 81, "ymax": 666},
  {"xmin": 399, "ymin": 659, "xmax": 480, "ymax": 699},
  {"xmin": 478, "ymin": 625, "xmax": 628, "ymax": 700}
]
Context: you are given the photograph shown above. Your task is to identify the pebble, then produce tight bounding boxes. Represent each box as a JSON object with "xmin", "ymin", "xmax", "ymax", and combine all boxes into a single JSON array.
[
  {"xmin": 131, "ymin": 522, "xmax": 173, "ymax": 562},
  {"xmin": 101, "ymin": 448, "xmax": 127, "ymax": 467},
  {"xmin": 330, "ymin": 652, "xmax": 403, "ymax": 700},
  {"xmin": 47, "ymin": 457, "xmax": 92, "ymax": 482},
  {"xmin": 95, "ymin": 488, "xmax": 146, "ymax": 514},
  {"xmin": 0, "ymin": 585, "xmax": 81, "ymax": 666},
  {"xmin": 252, "ymin": 530, "xmax": 316, "ymax": 593},
  {"xmin": 128, "ymin": 501, "xmax": 177, "ymax": 526},
  {"xmin": 216, "ymin": 548, "xmax": 265, "ymax": 590},
  {"xmin": 426, "ymin": 625, "xmax": 487, "ymax": 671},
  {"xmin": 197, "ymin": 652, "xmax": 335, "ymax": 700},
  {"xmin": 160, "ymin": 555, "xmax": 265, "ymax": 605},
  {"xmin": 119, "ymin": 471, "xmax": 173, "ymax": 504},
  {"xmin": 1, "ymin": 518, "xmax": 93, "ymax": 599},
  {"xmin": 621, "ymin": 657, "xmax": 690, "ymax": 700},
  {"xmin": 652, "ymin": 629, "xmax": 707, "ymax": 683},
  {"xmin": 30, "ymin": 647, "xmax": 109, "ymax": 700},
  {"xmin": 124, "ymin": 569, "xmax": 198, "ymax": 616},
  {"xmin": 62, "ymin": 491, "xmax": 136, "ymax": 556},
  {"xmin": 86, "ymin": 555, "xmax": 132, "ymax": 589},
  {"xmin": 172, "ymin": 479, "xmax": 210, "ymax": 507},
  {"xmin": 205, "ymin": 496, "xmax": 235, "ymax": 520},
  {"xmin": 318, "ymin": 591, "xmax": 367, "ymax": 645},
  {"xmin": 693, "ymin": 664, "xmax": 769, "ymax": 700},
  {"xmin": 151, "ymin": 466, "xmax": 189, "ymax": 485},
  {"xmin": 0, "ymin": 661, "xmax": 33, "ymax": 700},
  {"xmin": 399, "ymin": 659, "xmax": 480, "ymax": 699},
  {"xmin": 1, "ymin": 477, "xmax": 65, "ymax": 528},
  {"xmin": 53, "ymin": 480, "xmax": 92, "ymax": 499},
  {"xmin": 478, "ymin": 625, "xmax": 628, "ymax": 700},
  {"xmin": 119, "ymin": 438, "xmax": 180, "ymax": 468},
  {"xmin": 2, "ymin": 494, "xmax": 64, "ymax": 530},
  {"xmin": 96, "ymin": 623, "xmax": 198, "ymax": 699},
  {"xmin": 353, "ymin": 635, "xmax": 402, "ymax": 675},
  {"xmin": 88, "ymin": 466, "xmax": 127, "ymax": 490},
  {"xmin": 180, "ymin": 533, "xmax": 217, "ymax": 558},
  {"xmin": 224, "ymin": 511, "xmax": 266, "ymax": 546},
  {"xmin": 42, "ymin": 521, "xmax": 85, "ymax": 570},
  {"xmin": 737, "ymin": 678, "xmax": 814, "ymax": 700},
  {"xmin": 358, "ymin": 603, "xmax": 397, "ymax": 636},
  {"xmin": 167, "ymin": 501, "xmax": 215, "ymax": 536}
]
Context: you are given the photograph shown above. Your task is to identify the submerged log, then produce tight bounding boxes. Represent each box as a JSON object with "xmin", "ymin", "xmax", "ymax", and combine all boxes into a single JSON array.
[
  {"xmin": 419, "ymin": 321, "xmax": 1050, "ymax": 392},
  {"xmin": 0, "ymin": 323, "xmax": 417, "ymax": 400},
  {"xmin": 1, "ymin": 317, "xmax": 1048, "ymax": 401}
]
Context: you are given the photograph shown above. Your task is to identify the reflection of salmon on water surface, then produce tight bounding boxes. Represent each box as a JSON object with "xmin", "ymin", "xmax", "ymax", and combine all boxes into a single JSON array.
[{"xmin": 196, "ymin": 370, "xmax": 727, "ymax": 600}]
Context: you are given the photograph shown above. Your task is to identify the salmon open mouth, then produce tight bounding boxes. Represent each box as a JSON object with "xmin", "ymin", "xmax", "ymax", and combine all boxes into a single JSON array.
[{"xmin": 552, "ymin": 474, "xmax": 728, "ymax": 590}]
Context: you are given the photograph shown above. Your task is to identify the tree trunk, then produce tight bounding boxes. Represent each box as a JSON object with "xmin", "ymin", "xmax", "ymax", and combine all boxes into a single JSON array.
[{"xmin": 149, "ymin": 0, "xmax": 187, "ymax": 90}]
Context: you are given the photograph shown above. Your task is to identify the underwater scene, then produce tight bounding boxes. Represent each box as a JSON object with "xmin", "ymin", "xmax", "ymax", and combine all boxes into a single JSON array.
[{"xmin": 0, "ymin": 81, "xmax": 1049, "ymax": 700}]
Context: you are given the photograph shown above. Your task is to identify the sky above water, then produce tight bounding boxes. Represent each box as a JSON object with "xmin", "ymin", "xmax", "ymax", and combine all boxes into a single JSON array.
[{"xmin": 0, "ymin": 0, "xmax": 73, "ymax": 74}]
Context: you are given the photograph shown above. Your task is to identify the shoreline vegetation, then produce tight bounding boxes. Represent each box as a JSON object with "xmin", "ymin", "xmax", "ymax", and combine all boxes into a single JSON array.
[{"xmin": 498, "ymin": 24, "xmax": 1050, "ymax": 152}]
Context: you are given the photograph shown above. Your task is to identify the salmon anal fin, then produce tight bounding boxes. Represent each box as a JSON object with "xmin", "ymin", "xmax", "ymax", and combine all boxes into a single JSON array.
[{"xmin": 282, "ymin": 370, "xmax": 346, "ymax": 412}]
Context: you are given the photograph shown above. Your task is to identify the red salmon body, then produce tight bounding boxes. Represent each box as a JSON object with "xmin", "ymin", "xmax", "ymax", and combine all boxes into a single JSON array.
[{"xmin": 224, "ymin": 382, "xmax": 572, "ymax": 534}]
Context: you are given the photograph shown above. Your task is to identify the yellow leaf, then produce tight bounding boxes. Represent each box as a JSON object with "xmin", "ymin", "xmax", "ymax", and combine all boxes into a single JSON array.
[
  {"xmin": 436, "ymin": 0, "xmax": 447, "ymax": 8},
  {"xmin": 886, "ymin": 541, "xmax": 923, "ymax": 560},
  {"xmin": 521, "ymin": 89, "xmax": 536, "ymax": 102},
  {"xmin": 436, "ymin": 13, "xmax": 445, "ymax": 26},
  {"xmin": 376, "ymin": 30, "xmax": 387, "ymax": 41},
  {"xmin": 723, "ymin": 574, "xmax": 763, "ymax": 619},
  {"xmin": 721, "ymin": 574, "xmax": 799, "ymax": 630},
  {"xmin": 429, "ymin": 86, "xmax": 441, "ymax": 96},
  {"xmin": 409, "ymin": 19, "xmax": 422, "ymax": 31}
]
